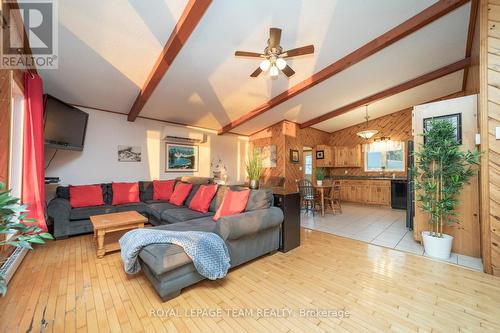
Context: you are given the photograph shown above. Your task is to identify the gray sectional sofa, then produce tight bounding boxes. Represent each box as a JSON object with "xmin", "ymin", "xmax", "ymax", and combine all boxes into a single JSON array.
[{"xmin": 46, "ymin": 178, "xmax": 284, "ymax": 300}]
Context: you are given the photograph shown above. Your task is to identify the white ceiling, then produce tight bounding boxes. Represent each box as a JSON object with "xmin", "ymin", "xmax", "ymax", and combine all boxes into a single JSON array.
[
  {"xmin": 39, "ymin": 0, "xmax": 187, "ymax": 111},
  {"xmin": 39, "ymin": 0, "xmax": 472, "ymax": 135}
]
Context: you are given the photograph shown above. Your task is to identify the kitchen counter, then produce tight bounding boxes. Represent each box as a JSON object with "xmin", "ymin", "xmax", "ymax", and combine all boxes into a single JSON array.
[{"xmin": 328, "ymin": 176, "xmax": 407, "ymax": 181}]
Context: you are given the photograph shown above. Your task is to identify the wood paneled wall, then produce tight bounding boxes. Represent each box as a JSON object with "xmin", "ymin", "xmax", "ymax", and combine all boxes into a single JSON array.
[
  {"xmin": 250, "ymin": 121, "xmax": 330, "ymax": 191},
  {"xmin": 0, "ymin": 70, "xmax": 11, "ymax": 186},
  {"xmin": 413, "ymin": 95, "xmax": 480, "ymax": 257},
  {"xmin": 249, "ymin": 122, "xmax": 286, "ymax": 183},
  {"xmin": 465, "ymin": 4, "xmax": 480, "ymax": 94},
  {"xmin": 283, "ymin": 122, "xmax": 331, "ymax": 191},
  {"xmin": 250, "ymin": 110, "xmax": 414, "ymax": 190},
  {"xmin": 481, "ymin": 0, "xmax": 500, "ymax": 275},
  {"xmin": 329, "ymin": 109, "xmax": 413, "ymax": 178}
]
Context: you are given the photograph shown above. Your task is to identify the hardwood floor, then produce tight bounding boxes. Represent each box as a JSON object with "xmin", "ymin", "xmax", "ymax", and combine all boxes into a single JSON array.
[{"xmin": 1, "ymin": 228, "xmax": 500, "ymax": 333}]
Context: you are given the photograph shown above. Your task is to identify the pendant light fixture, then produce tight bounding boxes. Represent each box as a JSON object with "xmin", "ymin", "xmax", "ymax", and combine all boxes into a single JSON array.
[{"xmin": 356, "ymin": 104, "xmax": 378, "ymax": 140}]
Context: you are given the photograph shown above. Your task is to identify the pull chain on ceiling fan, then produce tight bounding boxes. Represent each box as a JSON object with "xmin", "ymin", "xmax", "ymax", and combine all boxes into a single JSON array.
[{"xmin": 235, "ymin": 27, "xmax": 314, "ymax": 79}]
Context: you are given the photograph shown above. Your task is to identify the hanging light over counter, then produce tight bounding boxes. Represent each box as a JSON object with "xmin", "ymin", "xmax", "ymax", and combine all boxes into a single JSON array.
[{"xmin": 356, "ymin": 105, "xmax": 378, "ymax": 139}]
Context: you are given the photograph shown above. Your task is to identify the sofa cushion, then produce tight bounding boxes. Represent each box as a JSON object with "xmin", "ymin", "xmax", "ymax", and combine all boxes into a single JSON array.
[
  {"xmin": 139, "ymin": 219, "xmax": 217, "ymax": 275},
  {"xmin": 176, "ymin": 176, "xmax": 213, "ymax": 185},
  {"xmin": 188, "ymin": 184, "xmax": 218, "ymax": 213},
  {"xmin": 113, "ymin": 202, "xmax": 149, "ymax": 214},
  {"xmin": 70, "ymin": 205, "xmax": 115, "ymax": 220},
  {"xmin": 57, "ymin": 184, "xmax": 108, "ymax": 203},
  {"xmin": 160, "ymin": 208, "xmax": 214, "ymax": 224},
  {"xmin": 209, "ymin": 185, "xmax": 228, "ymax": 212},
  {"xmin": 169, "ymin": 183, "xmax": 193, "ymax": 206},
  {"xmin": 139, "ymin": 243, "xmax": 191, "ymax": 276},
  {"xmin": 69, "ymin": 185, "xmax": 104, "ymax": 208},
  {"xmin": 112, "ymin": 182, "xmax": 140, "ymax": 205},
  {"xmin": 56, "ymin": 186, "xmax": 70, "ymax": 200},
  {"xmin": 245, "ymin": 189, "xmax": 273, "ymax": 211},
  {"xmin": 153, "ymin": 180, "xmax": 176, "ymax": 201},
  {"xmin": 139, "ymin": 217, "xmax": 215, "ymax": 275},
  {"xmin": 148, "ymin": 202, "xmax": 178, "ymax": 220},
  {"xmin": 213, "ymin": 189, "xmax": 250, "ymax": 221},
  {"xmin": 139, "ymin": 181, "xmax": 153, "ymax": 202},
  {"xmin": 184, "ymin": 184, "xmax": 200, "ymax": 207}
]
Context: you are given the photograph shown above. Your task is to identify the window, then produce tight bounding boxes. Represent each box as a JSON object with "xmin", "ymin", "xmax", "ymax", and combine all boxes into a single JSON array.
[
  {"xmin": 364, "ymin": 140, "xmax": 404, "ymax": 172},
  {"xmin": 304, "ymin": 153, "xmax": 312, "ymax": 175},
  {"xmin": 303, "ymin": 148, "xmax": 313, "ymax": 181}
]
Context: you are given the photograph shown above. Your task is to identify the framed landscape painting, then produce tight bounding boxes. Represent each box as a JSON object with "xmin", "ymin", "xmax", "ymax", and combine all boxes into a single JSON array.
[{"xmin": 166, "ymin": 143, "xmax": 199, "ymax": 172}]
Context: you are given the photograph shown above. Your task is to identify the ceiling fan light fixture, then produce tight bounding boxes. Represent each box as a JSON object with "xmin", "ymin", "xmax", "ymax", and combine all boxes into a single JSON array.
[
  {"xmin": 275, "ymin": 58, "xmax": 287, "ymax": 70},
  {"xmin": 259, "ymin": 59, "xmax": 271, "ymax": 72},
  {"xmin": 270, "ymin": 65, "xmax": 279, "ymax": 78}
]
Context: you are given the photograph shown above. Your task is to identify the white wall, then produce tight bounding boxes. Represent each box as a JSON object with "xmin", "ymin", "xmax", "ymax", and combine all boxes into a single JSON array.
[{"xmin": 44, "ymin": 108, "xmax": 248, "ymax": 186}]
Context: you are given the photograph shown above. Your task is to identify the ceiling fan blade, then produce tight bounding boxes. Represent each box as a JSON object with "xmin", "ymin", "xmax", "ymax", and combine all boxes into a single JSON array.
[
  {"xmin": 282, "ymin": 45, "xmax": 315, "ymax": 58},
  {"xmin": 268, "ymin": 28, "xmax": 282, "ymax": 49},
  {"xmin": 281, "ymin": 65, "xmax": 295, "ymax": 77},
  {"xmin": 250, "ymin": 67, "xmax": 263, "ymax": 77},
  {"xmin": 235, "ymin": 51, "xmax": 264, "ymax": 58}
]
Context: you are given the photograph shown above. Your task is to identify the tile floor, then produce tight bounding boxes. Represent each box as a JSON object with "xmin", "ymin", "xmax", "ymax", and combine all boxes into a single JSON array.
[{"xmin": 301, "ymin": 203, "xmax": 484, "ymax": 271}]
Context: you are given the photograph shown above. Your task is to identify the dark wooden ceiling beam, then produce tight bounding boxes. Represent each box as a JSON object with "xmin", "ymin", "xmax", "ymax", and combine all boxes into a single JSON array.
[
  {"xmin": 218, "ymin": 0, "xmax": 469, "ymax": 135},
  {"xmin": 299, "ymin": 58, "xmax": 470, "ymax": 128},
  {"xmin": 127, "ymin": 0, "xmax": 212, "ymax": 121},
  {"xmin": 462, "ymin": 0, "xmax": 479, "ymax": 90}
]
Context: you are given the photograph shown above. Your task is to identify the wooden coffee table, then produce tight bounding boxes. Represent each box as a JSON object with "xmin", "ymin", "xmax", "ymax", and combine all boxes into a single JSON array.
[{"xmin": 90, "ymin": 211, "xmax": 147, "ymax": 258}]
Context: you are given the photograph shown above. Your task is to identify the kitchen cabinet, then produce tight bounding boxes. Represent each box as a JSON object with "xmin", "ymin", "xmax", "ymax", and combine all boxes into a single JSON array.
[
  {"xmin": 339, "ymin": 179, "xmax": 391, "ymax": 206},
  {"xmin": 333, "ymin": 145, "xmax": 361, "ymax": 167},
  {"xmin": 315, "ymin": 145, "xmax": 334, "ymax": 167}
]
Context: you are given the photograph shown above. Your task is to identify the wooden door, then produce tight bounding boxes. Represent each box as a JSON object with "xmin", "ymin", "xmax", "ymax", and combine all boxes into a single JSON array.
[{"xmin": 412, "ymin": 95, "xmax": 480, "ymax": 257}]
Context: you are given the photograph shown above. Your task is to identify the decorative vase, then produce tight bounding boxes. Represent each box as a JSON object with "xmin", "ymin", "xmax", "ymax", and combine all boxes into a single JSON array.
[
  {"xmin": 317, "ymin": 180, "xmax": 323, "ymax": 186},
  {"xmin": 249, "ymin": 179, "xmax": 259, "ymax": 189},
  {"xmin": 422, "ymin": 231, "xmax": 453, "ymax": 259}
]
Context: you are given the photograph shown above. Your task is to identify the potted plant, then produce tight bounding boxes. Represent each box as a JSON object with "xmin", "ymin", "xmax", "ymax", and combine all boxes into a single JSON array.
[
  {"xmin": 246, "ymin": 150, "xmax": 263, "ymax": 189},
  {"xmin": 315, "ymin": 167, "xmax": 326, "ymax": 186},
  {"xmin": 0, "ymin": 183, "xmax": 53, "ymax": 296},
  {"xmin": 414, "ymin": 120, "xmax": 480, "ymax": 259}
]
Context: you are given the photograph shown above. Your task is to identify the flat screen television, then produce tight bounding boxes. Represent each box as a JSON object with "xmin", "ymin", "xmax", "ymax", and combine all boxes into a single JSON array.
[{"xmin": 43, "ymin": 95, "xmax": 89, "ymax": 151}]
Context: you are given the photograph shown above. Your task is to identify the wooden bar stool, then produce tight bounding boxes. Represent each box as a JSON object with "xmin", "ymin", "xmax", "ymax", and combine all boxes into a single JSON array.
[{"xmin": 326, "ymin": 181, "xmax": 342, "ymax": 214}]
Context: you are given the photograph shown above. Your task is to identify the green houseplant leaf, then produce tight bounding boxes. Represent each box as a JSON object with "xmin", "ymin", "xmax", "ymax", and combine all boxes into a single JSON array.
[
  {"xmin": 414, "ymin": 120, "xmax": 480, "ymax": 238},
  {"xmin": 0, "ymin": 182, "xmax": 54, "ymax": 296},
  {"xmin": 246, "ymin": 149, "xmax": 263, "ymax": 181}
]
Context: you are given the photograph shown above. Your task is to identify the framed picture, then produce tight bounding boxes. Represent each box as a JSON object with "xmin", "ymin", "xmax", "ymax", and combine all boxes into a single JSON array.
[
  {"xmin": 423, "ymin": 113, "xmax": 462, "ymax": 144},
  {"xmin": 316, "ymin": 150, "xmax": 324, "ymax": 160},
  {"xmin": 118, "ymin": 145, "xmax": 141, "ymax": 162},
  {"xmin": 290, "ymin": 149, "xmax": 299, "ymax": 163},
  {"xmin": 255, "ymin": 145, "xmax": 277, "ymax": 168},
  {"xmin": 165, "ymin": 143, "xmax": 199, "ymax": 172}
]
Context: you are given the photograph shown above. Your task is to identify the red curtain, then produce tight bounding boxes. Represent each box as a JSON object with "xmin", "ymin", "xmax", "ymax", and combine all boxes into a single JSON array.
[{"xmin": 22, "ymin": 73, "xmax": 47, "ymax": 231}]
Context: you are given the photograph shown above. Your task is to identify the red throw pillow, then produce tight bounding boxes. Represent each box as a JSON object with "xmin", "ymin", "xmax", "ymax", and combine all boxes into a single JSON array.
[
  {"xmin": 153, "ymin": 179, "xmax": 176, "ymax": 201},
  {"xmin": 69, "ymin": 185, "xmax": 104, "ymax": 208},
  {"xmin": 169, "ymin": 183, "xmax": 193, "ymax": 206},
  {"xmin": 112, "ymin": 182, "xmax": 140, "ymax": 205},
  {"xmin": 188, "ymin": 184, "xmax": 218, "ymax": 213},
  {"xmin": 213, "ymin": 189, "xmax": 250, "ymax": 221}
]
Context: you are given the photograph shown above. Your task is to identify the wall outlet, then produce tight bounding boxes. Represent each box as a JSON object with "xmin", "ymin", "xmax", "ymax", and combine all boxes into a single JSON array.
[
  {"xmin": 475, "ymin": 133, "xmax": 480, "ymax": 145},
  {"xmin": 344, "ymin": 170, "xmax": 348, "ymax": 174},
  {"xmin": 299, "ymin": 166, "xmax": 302, "ymax": 171},
  {"xmin": 496, "ymin": 127, "xmax": 500, "ymax": 140}
]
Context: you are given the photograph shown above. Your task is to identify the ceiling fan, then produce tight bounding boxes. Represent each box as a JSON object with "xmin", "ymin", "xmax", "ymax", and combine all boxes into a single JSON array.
[{"xmin": 235, "ymin": 27, "xmax": 314, "ymax": 79}]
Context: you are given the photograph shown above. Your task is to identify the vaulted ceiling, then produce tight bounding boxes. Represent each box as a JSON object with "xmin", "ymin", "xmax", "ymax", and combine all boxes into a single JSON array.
[{"xmin": 39, "ymin": 0, "xmax": 473, "ymax": 135}]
